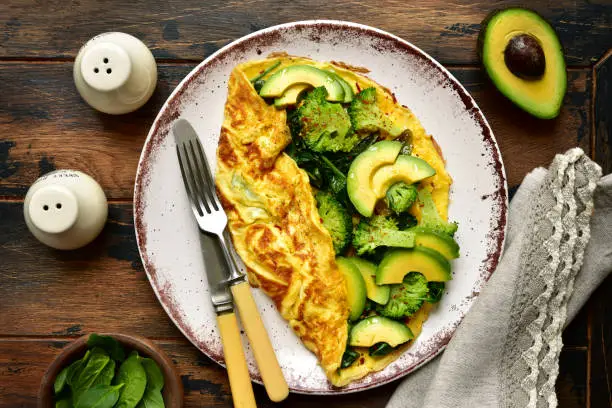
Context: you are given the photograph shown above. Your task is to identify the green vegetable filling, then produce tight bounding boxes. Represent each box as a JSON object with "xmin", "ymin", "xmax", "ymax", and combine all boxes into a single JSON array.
[
  {"xmin": 352, "ymin": 215, "xmax": 416, "ymax": 255},
  {"xmin": 376, "ymin": 272, "xmax": 429, "ymax": 319},
  {"xmin": 315, "ymin": 191, "xmax": 352, "ymax": 255},
  {"xmin": 291, "ymin": 87, "xmax": 358, "ymax": 153}
]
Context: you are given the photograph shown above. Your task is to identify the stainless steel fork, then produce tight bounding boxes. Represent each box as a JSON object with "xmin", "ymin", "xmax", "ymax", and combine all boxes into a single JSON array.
[{"xmin": 173, "ymin": 118, "xmax": 289, "ymax": 403}]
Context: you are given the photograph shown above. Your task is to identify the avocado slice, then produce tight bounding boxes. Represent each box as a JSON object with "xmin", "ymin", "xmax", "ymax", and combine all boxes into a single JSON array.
[
  {"xmin": 376, "ymin": 247, "xmax": 451, "ymax": 284},
  {"xmin": 371, "ymin": 155, "xmax": 436, "ymax": 198},
  {"xmin": 259, "ymin": 65, "xmax": 345, "ymax": 102},
  {"xmin": 478, "ymin": 8, "xmax": 567, "ymax": 119},
  {"xmin": 274, "ymin": 83, "xmax": 312, "ymax": 108},
  {"xmin": 412, "ymin": 228, "xmax": 460, "ymax": 260},
  {"xmin": 347, "ymin": 257, "xmax": 390, "ymax": 305},
  {"xmin": 336, "ymin": 257, "xmax": 367, "ymax": 321},
  {"xmin": 326, "ymin": 71, "xmax": 354, "ymax": 103},
  {"xmin": 349, "ymin": 316, "xmax": 414, "ymax": 348},
  {"xmin": 347, "ymin": 141, "xmax": 403, "ymax": 217}
]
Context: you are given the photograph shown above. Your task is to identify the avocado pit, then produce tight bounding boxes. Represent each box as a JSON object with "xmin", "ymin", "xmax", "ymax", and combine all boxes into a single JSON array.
[{"xmin": 504, "ymin": 34, "xmax": 546, "ymax": 79}]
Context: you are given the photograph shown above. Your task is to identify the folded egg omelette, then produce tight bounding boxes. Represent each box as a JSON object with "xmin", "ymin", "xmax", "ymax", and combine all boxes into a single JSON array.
[{"xmin": 215, "ymin": 56, "xmax": 451, "ymax": 386}]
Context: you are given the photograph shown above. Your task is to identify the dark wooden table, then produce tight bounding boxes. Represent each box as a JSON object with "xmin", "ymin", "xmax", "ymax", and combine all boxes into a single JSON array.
[{"xmin": 1, "ymin": 1, "xmax": 611, "ymax": 407}]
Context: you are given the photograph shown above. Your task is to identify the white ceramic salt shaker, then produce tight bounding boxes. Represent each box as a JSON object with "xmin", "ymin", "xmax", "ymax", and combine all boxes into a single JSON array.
[
  {"xmin": 24, "ymin": 170, "xmax": 108, "ymax": 250},
  {"xmin": 74, "ymin": 32, "xmax": 157, "ymax": 114}
]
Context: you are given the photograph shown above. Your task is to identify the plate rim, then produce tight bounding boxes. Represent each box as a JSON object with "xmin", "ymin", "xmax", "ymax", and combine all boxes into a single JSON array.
[{"xmin": 133, "ymin": 19, "xmax": 508, "ymax": 394}]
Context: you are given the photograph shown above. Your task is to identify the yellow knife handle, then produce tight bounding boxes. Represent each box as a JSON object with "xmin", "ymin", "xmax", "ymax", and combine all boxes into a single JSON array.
[
  {"xmin": 216, "ymin": 312, "xmax": 257, "ymax": 408},
  {"xmin": 231, "ymin": 281, "xmax": 289, "ymax": 402}
]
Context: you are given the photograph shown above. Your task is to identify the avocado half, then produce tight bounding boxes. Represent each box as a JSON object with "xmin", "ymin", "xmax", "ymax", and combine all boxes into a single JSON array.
[{"xmin": 478, "ymin": 8, "xmax": 567, "ymax": 119}]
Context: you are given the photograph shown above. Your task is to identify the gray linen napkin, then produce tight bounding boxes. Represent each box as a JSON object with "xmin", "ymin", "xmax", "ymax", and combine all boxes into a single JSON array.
[{"xmin": 387, "ymin": 148, "xmax": 611, "ymax": 408}]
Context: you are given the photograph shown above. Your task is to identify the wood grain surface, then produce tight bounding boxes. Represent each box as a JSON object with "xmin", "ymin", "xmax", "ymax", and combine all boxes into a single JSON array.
[
  {"xmin": 0, "ymin": 338, "xmax": 591, "ymax": 408},
  {"xmin": 594, "ymin": 50, "xmax": 612, "ymax": 175},
  {"xmin": 1, "ymin": 0, "xmax": 611, "ymax": 407},
  {"xmin": 1, "ymin": 0, "xmax": 611, "ymax": 65}
]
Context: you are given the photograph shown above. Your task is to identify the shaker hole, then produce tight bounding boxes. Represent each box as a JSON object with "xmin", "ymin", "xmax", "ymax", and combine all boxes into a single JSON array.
[
  {"xmin": 56, "ymin": 203, "xmax": 62, "ymax": 209},
  {"xmin": 94, "ymin": 68, "xmax": 99, "ymax": 73},
  {"xmin": 106, "ymin": 68, "xmax": 112, "ymax": 74},
  {"xmin": 43, "ymin": 205, "xmax": 49, "ymax": 211},
  {"xmin": 103, "ymin": 58, "xmax": 109, "ymax": 63}
]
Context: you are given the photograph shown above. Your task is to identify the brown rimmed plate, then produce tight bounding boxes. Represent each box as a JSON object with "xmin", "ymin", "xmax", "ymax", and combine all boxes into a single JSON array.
[{"xmin": 133, "ymin": 20, "xmax": 507, "ymax": 394}]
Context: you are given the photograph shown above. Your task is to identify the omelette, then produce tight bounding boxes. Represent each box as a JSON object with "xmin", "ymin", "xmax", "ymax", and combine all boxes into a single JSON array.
[{"xmin": 215, "ymin": 56, "xmax": 453, "ymax": 387}]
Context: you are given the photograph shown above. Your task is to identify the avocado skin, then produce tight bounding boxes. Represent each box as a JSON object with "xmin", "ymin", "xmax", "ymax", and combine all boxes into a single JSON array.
[{"xmin": 477, "ymin": 7, "xmax": 567, "ymax": 119}]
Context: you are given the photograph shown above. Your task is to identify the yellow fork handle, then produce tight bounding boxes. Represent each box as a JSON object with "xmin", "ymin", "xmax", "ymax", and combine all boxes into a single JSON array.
[
  {"xmin": 231, "ymin": 281, "xmax": 289, "ymax": 402},
  {"xmin": 216, "ymin": 312, "xmax": 257, "ymax": 408}
]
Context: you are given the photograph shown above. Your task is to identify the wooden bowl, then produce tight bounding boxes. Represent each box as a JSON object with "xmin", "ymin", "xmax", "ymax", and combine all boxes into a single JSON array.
[{"xmin": 38, "ymin": 333, "xmax": 183, "ymax": 407}]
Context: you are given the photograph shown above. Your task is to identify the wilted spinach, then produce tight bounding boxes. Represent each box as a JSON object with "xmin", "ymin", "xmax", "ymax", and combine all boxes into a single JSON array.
[
  {"xmin": 285, "ymin": 138, "xmax": 349, "ymax": 205},
  {"xmin": 115, "ymin": 351, "xmax": 147, "ymax": 408},
  {"xmin": 249, "ymin": 60, "xmax": 281, "ymax": 83},
  {"xmin": 368, "ymin": 342, "xmax": 395, "ymax": 357},
  {"xmin": 324, "ymin": 133, "xmax": 379, "ymax": 174},
  {"xmin": 425, "ymin": 282, "xmax": 445, "ymax": 303},
  {"xmin": 340, "ymin": 348, "xmax": 360, "ymax": 369},
  {"xmin": 74, "ymin": 384, "xmax": 124, "ymax": 408}
]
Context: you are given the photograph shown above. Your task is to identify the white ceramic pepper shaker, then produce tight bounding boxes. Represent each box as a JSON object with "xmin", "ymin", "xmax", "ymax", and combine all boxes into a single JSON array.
[
  {"xmin": 74, "ymin": 32, "xmax": 157, "ymax": 114},
  {"xmin": 24, "ymin": 170, "xmax": 108, "ymax": 250}
]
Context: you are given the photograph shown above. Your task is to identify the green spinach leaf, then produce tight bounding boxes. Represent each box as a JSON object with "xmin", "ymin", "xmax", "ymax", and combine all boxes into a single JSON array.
[
  {"xmin": 425, "ymin": 282, "xmax": 445, "ymax": 303},
  {"xmin": 340, "ymin": 348, "xmax": 360, "ymax": 369},
  {"xmin": 72, "ymin": 347, "xmax": 111, "ymax": 400},
  {"xmin": 72, "ymin": 347, "xmax": 110, "ymax": 390},
  {"xmin": 249, "ymin": 60, "xmax": 281, "ymax": 83},
  {"xmin": 87, "ymin": 334, "xmax": 126, "ymax": 362},
  {"xmin": 368, "ymin": 342, "xmax": 395, "ymax": 356},
  {"xmin": 66, "ymin": 350, "xmax": 91, "ymax": 386},
  {"xmin": 115, "ymin": 351, "xmax": 147, "ymax": 408},
  {"xmin": 325, "ymin": 133, "xmax": 379, "ymax": 174},
  {"xmin": 91, "ymin": 359, "xmax": 115, "ymax": 387},
  {"xmin": 55, "ymin": 398, "xmax": 72, "ymax": 408},
  {"xmin": 74, "ymin": 384, "xmax": 124, "ymax": 408},
  {"xmin": 54, "ymin": 365, "xmax": 70, "ymax": 394},
  {"xmin": 136, "ymin": 388, "xmax": 164, "ymax": 408},
  {"xmin": 140, "ymin": 358, "xmax": 164, "ymax": 392}
]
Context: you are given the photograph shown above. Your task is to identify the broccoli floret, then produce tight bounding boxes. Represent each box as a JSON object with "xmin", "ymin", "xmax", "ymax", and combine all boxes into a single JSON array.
[
  {"xmin": 315, "ymin": 191, "xmax": 352, "ymax": 255},
  {"xmin": 294, "ymin": 87, "xmax": 359, "ymax": 153},
  {"xmin": 417, "ymin": 189, "xmax": 458, "ymax": 237},
  {"xmin": 352, "ymin": 215, "xmax": 415, "ymax": 255},
  {"xmin": 385, "ymin": 182, "xmax": 418, "ymax": 214},
  {"xmin": 376, "ymin": 272, "xmax": 428, "ymax": 319},
  {"xmin": 347, "ymin": 88, "xmax": 404, "ymax": 137}
]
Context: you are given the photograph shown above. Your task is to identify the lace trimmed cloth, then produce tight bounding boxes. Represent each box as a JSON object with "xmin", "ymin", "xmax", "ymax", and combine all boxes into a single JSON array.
[{"xmin": 387, "ymin": 148, "xmax": 611, "ymax": 408}]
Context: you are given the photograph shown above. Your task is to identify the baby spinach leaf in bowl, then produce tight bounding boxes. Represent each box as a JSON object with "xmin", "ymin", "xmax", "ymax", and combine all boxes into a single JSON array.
[
  {"xmin": 51, "ymin": 334, "xmax": 168, "ymax": 408},
  {"xmin": 115, "ymin": 351, "xmax": 148, "ymax": 408},
  {"xmin": 92, "ymin": 359, "xmax": 115, "ymax": 387},
  {"xmin": 74, "ymin": 383, "xmax": 124, "ymax": 408},
  {"xmin": 66, "ymin": 349, "xmax": 91, "ymax": 387},
  {"xmin": 53, "ymin": 365, "xmax": 70, "ymax": 394},
  {"xmin": 136, "ymin": 388, "xmax": 165, "ymax": 408},
  {"xmin": 141, "ymin": 358, "xmax": 164, "ymax": 392},
  {"xmin": 87, "ymin": 333, "xmax": 126, "ymax": 361},
  {"xmin": 72, "ymin": 347, "xmax": 111, "ymax": 401}
]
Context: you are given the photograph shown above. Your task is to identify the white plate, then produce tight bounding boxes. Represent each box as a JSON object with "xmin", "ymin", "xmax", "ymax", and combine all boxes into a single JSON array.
[{"xmin": 134, "ymin": 20, "xmax": 508, "ymax": 394}]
